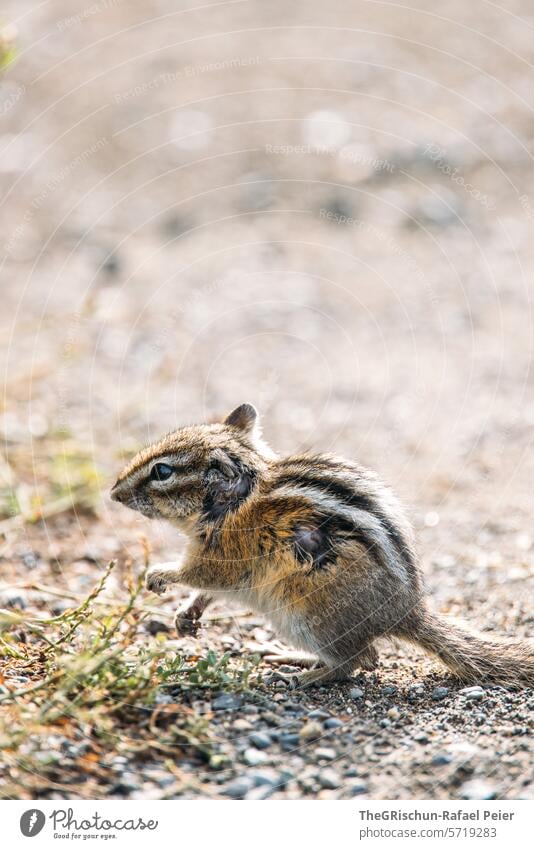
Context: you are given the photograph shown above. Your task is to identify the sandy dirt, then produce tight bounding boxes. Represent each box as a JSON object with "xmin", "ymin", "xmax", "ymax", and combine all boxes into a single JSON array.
[{"xmin": 0, "ymin": 0, "xmax": 533, "ymax": 799}]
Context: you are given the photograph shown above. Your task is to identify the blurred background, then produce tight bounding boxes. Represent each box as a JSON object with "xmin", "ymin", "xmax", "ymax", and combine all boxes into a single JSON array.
[{"xmin": 0, "ymin": 0, "xmax": 533, "ymax": 800}]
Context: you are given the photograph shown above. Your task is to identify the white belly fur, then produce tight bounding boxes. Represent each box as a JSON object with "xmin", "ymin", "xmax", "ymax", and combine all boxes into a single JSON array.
[{"xmin": 215, "ymin": 588, "xmax": 323, "ymax": 658}]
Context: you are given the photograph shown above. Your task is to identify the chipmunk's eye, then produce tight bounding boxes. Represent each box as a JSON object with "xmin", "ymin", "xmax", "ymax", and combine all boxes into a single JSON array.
[{"xmin": 150, "ymin": 462, "xmax": 174, "ymax": 482}]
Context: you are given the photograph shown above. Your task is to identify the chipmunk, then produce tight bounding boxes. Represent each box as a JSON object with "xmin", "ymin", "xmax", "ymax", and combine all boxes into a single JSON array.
[{"xmin": 111, "ymin": 403, "xmax": 534, "ymax": 688}]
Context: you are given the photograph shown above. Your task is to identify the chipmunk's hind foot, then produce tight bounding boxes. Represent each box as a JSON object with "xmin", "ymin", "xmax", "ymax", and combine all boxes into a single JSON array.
[
  {"xmin": 267, "ymin": 663, "xmax": 351, "ymax": 690},
  {"xmin": 291, "ymin": 663, "xmax": 359, "ymax": 689}
]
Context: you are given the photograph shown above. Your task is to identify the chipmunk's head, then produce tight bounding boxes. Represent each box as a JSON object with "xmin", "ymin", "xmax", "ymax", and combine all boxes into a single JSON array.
[{"xmin": 110, "ymin": 403, "xmax": 274, "ymax": 525}]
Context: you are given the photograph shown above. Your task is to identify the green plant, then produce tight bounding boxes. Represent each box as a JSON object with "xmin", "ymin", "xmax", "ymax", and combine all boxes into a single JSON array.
[
  {"xmin": 0, "ymin": 558, "xmax": 261, "ymax": 798},
  {"xmin": 0, "ymin": 23, "xmax": 17, "ymax": 72}
]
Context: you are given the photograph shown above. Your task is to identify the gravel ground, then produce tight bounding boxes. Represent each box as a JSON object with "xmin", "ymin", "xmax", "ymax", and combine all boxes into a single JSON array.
[{"xmin": 0, "ymin": 0, "xmax": 533, "ymax": 799}]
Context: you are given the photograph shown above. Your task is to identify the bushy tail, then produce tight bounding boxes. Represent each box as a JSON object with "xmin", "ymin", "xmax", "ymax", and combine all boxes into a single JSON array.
[{"xmin": 407, "ymin": 610, "xmax": 534, "ymax": 687}]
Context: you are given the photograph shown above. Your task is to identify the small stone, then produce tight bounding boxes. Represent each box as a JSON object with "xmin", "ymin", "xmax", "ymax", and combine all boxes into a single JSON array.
[
  {"xmin": 516, "ymin": 533, "xmax": 531, "ymax": 552},
  {"xmin": 232, "ymin": 719, "xmax": 252, "ymax": 732},
  {"xmin": 102, "ymin": 252, "xmax": 121, "ymax": 277},
  {"xmin": 243, "ymin": 747, "xmax": 268, "ymax": 766},
  {"xmin": 414, "ymin": 732, "xmax": 429, "ymax": 743},
  {"xmin": 223, "ymin": 777, "xmax": 254, "ymax": 799},
  {"xmin": 318, "ymin": 768, "xmax": 341, "ymax": 789},
  {"xmin": 262, "ymin": 712, "xmax": 281, "ymax": 726},
  {"xmin": 382, "ymin": 685, "xmax": 397, "ymax": 696},
  {"xmin": 432, "ymin": 754, "xmax": 452, "ymax": 766},
  {"xmin": 408, "ymin": 683, "xmax": 425, "ymax": 699},
  {"xmin": 315, "ymin": 747, "xmax": 337, "ymax": 761},
  {"xmin": 379, "ymin": 718, "xmax": 391, "ymax": 728},
  {"xmin": 155, "ymin": 692, "xmax": 173, "ymax": 705},
  {"xmin": 459, "ymin": 686, "xmax": 485, "ymax": 701},
  {"xmin": 307, "ymin": 709, "xmax": 330, "ymax": 719},
  {"xmin": 350, "ymin": 687, "xmax": 364, "ymax": 700},
  {"xmin": 209, "ymin": 754, "xmax": 230, "ymax": 771},
  {"xmin": 460, "ymin": 779, "xmax": 497, "ymax": 800},
  {"xmin": 387, "ymin": 707, "xmax": 400, "ymax": 719},
  {"xmin": 0, "ymin": 591, "xmax": 27, "ymax": 610},
  {"xmin": 145, "ymin": 618, "xmax": 170, "ymax": 636},
  {"xmin": 346, "ymin": 780, "xmax": 368, "ymax": 796},
  {"xmin": 299, "ymin": 721, "xmax": 323, "ymax": 742},
  {"xmin": 249, "ymin": 732, "xmax": 272, "ymax": 750},
  {"xmin": 279, "ymin": 733, "xmax": 300, "ymax": 751},
  {"xmin": 324, "ymin": 717, "xmax": 343, "ymax": 729},
  {"xmin": 212, "ymin": 693, "xmax": 242, "ymax": 711},
  {"xmin": 416, "ymin": 190, "xmax": 460, "ymax": 227},
  {"xmin": 432, "ymin": 687, "xmax": 449, "ymax": 701},
  {"xmin": 245, "ymin": 784, "xmax": 274, "ymax": 800},
  {"xmin": 115, "ymin": 772, "xmax": 139, "ymax": 791},
  {"xmin": 248, "ymin": 768, "xmax": 281, "ymax": 788}
]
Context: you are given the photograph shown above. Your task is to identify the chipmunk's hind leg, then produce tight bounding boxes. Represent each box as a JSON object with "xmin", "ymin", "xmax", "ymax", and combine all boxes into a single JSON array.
[
  {"xmin": 292, "ymin": 646, "xmax": 379, "ymax": 688},
  {"xmin": 265, "ymin": 660, "xmax": 353, "ymax": 689},
  {"xmin": 357, "ymin": 643, "xmax": 379, "ymax": 671}
]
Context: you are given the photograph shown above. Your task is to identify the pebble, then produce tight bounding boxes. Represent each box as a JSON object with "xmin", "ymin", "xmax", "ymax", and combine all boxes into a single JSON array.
[
  {"xmin": 249, "ymin": 732, "xmax": 272, "ymax": 750},
  {"xmin": 115, "ymin": 772, "xmax": 140, "ymax": 791},
  {"xmin": 223, "ymin": 777, "xmax": 254, "ymax": 799},
  {"xmin": 308, "ymin": 709, "xmax": 330, "ymax": 719},
  {"xmin": 243, "ymin": 747, "xmax": 268, "ymax": 766},
  {"xmin": 459, "ymin": 686, "xmax": 485, "ymax": 701},
  {"xmin": 432, "ymin": 687, "xmax": 449, "ymax": 701},
  {"xmin": 415, "ymin": 190, "xmax": 460, "ymax": 227},
  {"xmin": 350, "ymin": 687, "xmax": 364, "ymax": 700},
  {"xmin": 155, "ymin": 692, "xmax": 173, "ymax": 705},
  {"xmin": 302, "ymin": 110, "xmax": 351, "ymax": 150},
  {"xmin": 318, "ymin": 768, "xmax": 341, "ymax": 789},
  {"xmin": 299, "ymin": 721, "xmax": 323, "ymax": 742},
  {"xmin": 212, "ymin": 693, "xmax": 242, "ymax": 711},
  {"xmin": 0, "ymin": 591, "xmax": 27, "ymax": 609},
  {"xmin": 248, "ymin": 768, "xmax": 283, "ymax": 788},
  {"xmin": 346, "ymin": 780, "xmax": 368, "ymax": 796},
  {"xmin": 315, "ymin": 747, "xmax": 337, "ymax": 761},
  {"xmin": 324, "ymin": 718, "xmax": 344, "ymax": 729},
  {"xmin": 382, "ymin": 685, "xmax": 398, "ymax": 696},
  {"xmin": 145, "ymin": 619, "xmax": 170, "ymax": 635},
  {"xmin": 245, "ymin": 784, "xmax": 275, "ymax": 800},
  {"xmin": 387, "ymin": 707, "xmax": 400, "ymax": 719},
  {"xmin": 460, "ymin": 779, "xmax": 497, "ymax": 800},
  {"xmin": 232, "ymin": 719, "xmax": 252, "ymax": 732},
  {"xmin": 432, "ymin": 754, "xmax": 452, "ymax": 766},
  {"xmin": 279, "ymin": 733, "xmax": 300, "ymax": 751},
  {"xmin": 414, "ymin": 732, "xmax": 429, "ymax": 744}
]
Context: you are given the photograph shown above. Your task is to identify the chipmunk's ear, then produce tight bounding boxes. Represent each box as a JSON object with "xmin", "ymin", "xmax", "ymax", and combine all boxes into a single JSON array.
[{"xmin": 224, "ymin": 403, "xmax": 259, "ymax": 434}]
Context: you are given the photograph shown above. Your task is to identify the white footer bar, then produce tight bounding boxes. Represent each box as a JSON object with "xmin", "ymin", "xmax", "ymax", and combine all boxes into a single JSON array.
[{"xmin": 2, "ymin": 799, "xmax": 532, "ymax": 849}]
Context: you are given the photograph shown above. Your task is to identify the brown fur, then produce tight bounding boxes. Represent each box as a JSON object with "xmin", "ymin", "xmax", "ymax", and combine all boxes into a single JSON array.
[{"xmin": 111, "ymin": 403, "xmax": 534, "ymax": 688}]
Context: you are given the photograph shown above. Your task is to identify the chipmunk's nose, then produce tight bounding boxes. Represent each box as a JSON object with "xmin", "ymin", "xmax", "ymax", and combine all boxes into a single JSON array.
[{"xmin": 110, "ymin": 481, "xmax": 127, "ymax": 503}]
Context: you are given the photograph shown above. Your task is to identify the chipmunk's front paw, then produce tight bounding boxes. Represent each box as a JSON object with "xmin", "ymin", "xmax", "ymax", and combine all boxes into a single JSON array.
[
  {"xmin": 146, "ymin": 566, "xmax": 173, "ymax": 595},
  {"xmin": 174, "ymin": 609, "xmax": 201, "ymax": 638}
]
